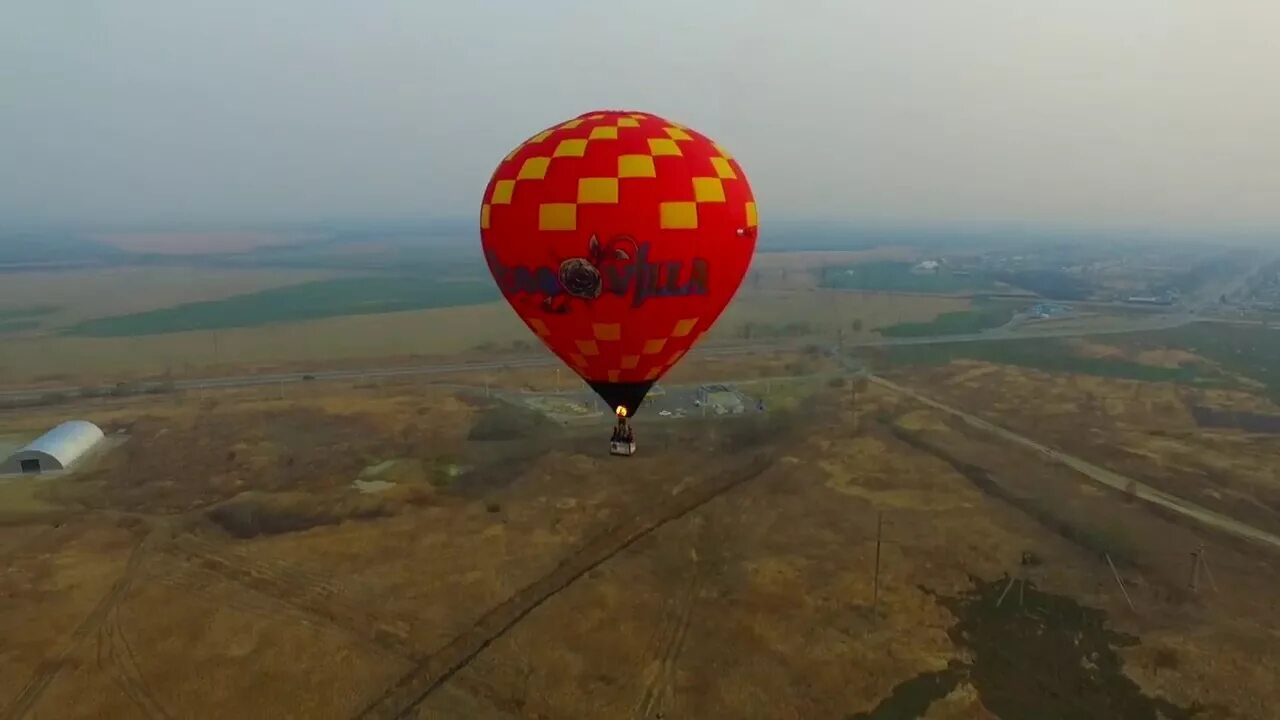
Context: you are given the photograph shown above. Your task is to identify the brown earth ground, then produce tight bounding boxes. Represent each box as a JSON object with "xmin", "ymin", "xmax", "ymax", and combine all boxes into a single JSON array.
[{"xmin": 2, "ymin": 357, "xmax": 1279, "ymax": 719}]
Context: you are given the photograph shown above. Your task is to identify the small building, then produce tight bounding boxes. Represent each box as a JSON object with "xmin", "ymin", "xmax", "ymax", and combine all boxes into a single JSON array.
[
  {"xmin": 1, "ymin": 420, "xmax": 105, "ymax": 475},
  {"xmin": 696, "ymin": 385, "xmax": 745, "ymax": 415},
  {"xmin": 911, "ymin": 260, "xmax": 941, "ymax": 275},
  {"xmin": 1030, "ymin": 303, "xmax": 1072, "ymax": 319},
  {"xmin": 1125, "ymin": 295, "xmax": 1173, "ymax": 306}
]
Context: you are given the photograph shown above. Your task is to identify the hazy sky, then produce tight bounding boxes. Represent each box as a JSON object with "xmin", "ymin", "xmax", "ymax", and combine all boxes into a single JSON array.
[{"xmin": 3, "ymin": 1, "xmax": 1277, "ymax": 232}]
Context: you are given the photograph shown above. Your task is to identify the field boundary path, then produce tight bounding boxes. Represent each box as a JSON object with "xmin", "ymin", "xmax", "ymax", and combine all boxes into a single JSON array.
[
  {"xmin": 354, "ymin": 455, "xmax": 775, "ymax": 720},
  {"xmin": 870, "ymin": 375, "xmax": 1280, "ymax": 553}
]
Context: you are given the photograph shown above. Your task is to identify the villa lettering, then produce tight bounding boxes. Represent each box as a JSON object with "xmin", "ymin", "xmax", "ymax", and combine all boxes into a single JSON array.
[{"xmin": 487, "ymin": 241, "xmax": 710, "ymax": 309}]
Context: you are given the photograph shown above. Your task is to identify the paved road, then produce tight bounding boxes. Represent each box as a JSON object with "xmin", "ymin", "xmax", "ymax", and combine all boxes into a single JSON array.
[
  {"xmin": 0, "ymin": 311, "xmax": 1204, "ymax": 404},
  {"xmin": 869, "ymin": 375, "xmax": 1280, "ymax": 552}
]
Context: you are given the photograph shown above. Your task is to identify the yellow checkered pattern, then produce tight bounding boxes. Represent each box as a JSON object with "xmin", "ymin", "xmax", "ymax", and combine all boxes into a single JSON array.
[
  {"xmin": 584, "ymin": 317, "xmax": 702, "ymax": 381},
  {"xmin": 518, "ymin": 315, "xmax": 710, "ymax": 382},
  {"xmin": 485, "ymin": 113, "xmax": 752, "ymax": 233}
]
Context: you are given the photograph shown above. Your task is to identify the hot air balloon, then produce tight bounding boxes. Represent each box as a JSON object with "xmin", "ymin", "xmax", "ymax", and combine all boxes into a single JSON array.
[{"xmin": 480, "ymin": 110, "xmax": 758, "ymax": 455}]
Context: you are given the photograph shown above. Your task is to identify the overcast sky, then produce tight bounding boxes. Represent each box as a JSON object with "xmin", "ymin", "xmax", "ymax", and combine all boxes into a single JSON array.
[{"xmin": 3, "ymin": 1, "xmax": 1277, "ymax": 233}]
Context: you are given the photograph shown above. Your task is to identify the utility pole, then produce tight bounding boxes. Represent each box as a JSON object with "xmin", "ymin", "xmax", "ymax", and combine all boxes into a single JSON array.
[
  {"xmin": 1201, "ymin": 548, "xmax": 1220, "ymax": 594},
  {"xmin": 1188, "ymin": 545, "xmax": 1219, "ymax": 594},
  {"xmin": 997, "ymin": 575, "xmax": 1018, "ymax": 607},
  {"xmin": 1105, "ymin": 553, "xmax": 1136, "ymax": 612},
  {"xmin": 1187, "ymin": 548, "xmax": 1201, "ymax": 592},
  {"xmin": 872, "ymin": 511, "xmax": 883, "ymax": 615}
]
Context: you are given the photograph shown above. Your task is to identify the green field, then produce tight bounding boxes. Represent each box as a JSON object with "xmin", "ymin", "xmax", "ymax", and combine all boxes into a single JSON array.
[
  {"xmin": 0, "ymin": 319, "xmax": 41, "ymax": 335},
  {"xmin": 820, "ymin": 261, "xmax": 999, "ymax": 294},
  {"xmin": 66, "ymin": 276, "xmax": 499, "ymax": 337},
  {"xmin": 879, "ymin": 301, "xmax": 1018, "ymax": 338}
]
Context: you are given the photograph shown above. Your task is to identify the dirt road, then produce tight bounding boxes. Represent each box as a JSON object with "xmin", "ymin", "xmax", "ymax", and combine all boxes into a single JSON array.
[
  {"xmin": 355, "ymin": 455, "xmax": 776, "ymax": 719},
  {"xmin": 869, "ymin": 375, "xmax": 1280, "ymax": 552}
]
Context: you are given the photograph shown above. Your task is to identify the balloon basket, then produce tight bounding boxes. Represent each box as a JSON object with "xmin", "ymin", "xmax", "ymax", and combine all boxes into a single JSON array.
[{"xmin": 610, "ymin": 409, "xmax": 635, "ymax": 456}]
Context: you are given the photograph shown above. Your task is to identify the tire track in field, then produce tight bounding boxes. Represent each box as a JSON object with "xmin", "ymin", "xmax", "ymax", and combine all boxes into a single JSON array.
[
  {"xmin": 152, "ymin": 560, "xmax": 333, "ymax": 632},
  {"xmin": 162, "ymin": 534, "xmax": 416, "ymax": 659},
  {"xmin": 1, "ymin": 533, "xmax": 150, "ymax": 720},
  {"xmin": 355, "ymin": 455, "xmax": 773, "ymax": 720},
  {"xmin": 633, "ymin": 536, "xmax": 704, "ymax": 720},
  {"xmin": 97, "ymin": 593, "xmax": 173, "ymax": 720}
]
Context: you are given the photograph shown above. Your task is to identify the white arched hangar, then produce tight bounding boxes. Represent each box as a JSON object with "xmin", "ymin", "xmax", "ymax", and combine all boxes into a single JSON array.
[{"xmin": 1, "ymin": 420, "xmax": 105, "ymax": 475}]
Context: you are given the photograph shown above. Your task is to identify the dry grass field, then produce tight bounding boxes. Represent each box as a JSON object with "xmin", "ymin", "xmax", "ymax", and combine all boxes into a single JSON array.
[
  {"xmin": 752, "ymin": 248, "xmax": 919, "ymax": 271},
  {"xmin": 2, "ymin": 360, "xmax": 1278, "ymax": 718},
  {"xmin": 0, "ymin": 249, "xmax": 971, "ymax": 386},
  {"xmin": 91, "ymin": 232, "xmax": 305, "ymax": 255},
  {"xmin": 892, "ymin": 360, "xmax": 1280, "ymax": 537},
  {"xmin": 749, "ymin": 247, "xmax": 920, "ymax": 290},
  {"xmin": 708, "ymin": 289, "xmax": 971, "ymax": 342},
  {"xmin": 0, "ymin": 286, "xmax": 965, "ymax": 386},
  {"xmin": 0, "ymin": 302, "xmax": 529, "ymax": 385},
  {"xmin": 0, "ymin": 267, "xmax": 334, "ymax": 325}
]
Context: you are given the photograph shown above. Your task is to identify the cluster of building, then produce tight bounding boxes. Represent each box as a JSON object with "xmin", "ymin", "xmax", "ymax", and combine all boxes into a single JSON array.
[{"xmin": 1240, "ymin": 266, "xmax": 1280, "ymax": 312}]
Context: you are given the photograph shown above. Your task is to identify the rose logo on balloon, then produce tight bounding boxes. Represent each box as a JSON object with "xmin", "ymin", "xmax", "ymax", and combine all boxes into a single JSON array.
[{"xmin": 544, "ymin": 234, "xmax": 636, "ymax": 314}]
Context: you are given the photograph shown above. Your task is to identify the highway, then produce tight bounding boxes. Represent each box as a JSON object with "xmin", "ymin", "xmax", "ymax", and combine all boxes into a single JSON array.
[{"xmin": 0, "ymin": 311, "xmax": 1202, "ymax": 404}]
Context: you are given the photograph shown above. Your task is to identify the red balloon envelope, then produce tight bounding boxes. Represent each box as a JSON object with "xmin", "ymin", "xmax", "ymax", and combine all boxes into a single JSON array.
[{"xmin": 480, "ymin": 110, "xmax": 757, "ymax": 416}]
